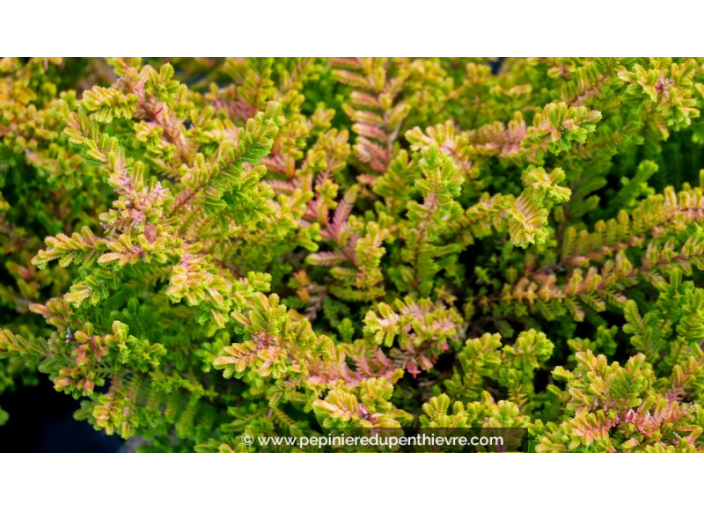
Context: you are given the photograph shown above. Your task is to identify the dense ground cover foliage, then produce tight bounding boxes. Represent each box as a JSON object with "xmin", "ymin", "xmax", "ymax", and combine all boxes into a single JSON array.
[{"xmin": 2, "ymin": 57, "xmax": 704, "ymax": 452}]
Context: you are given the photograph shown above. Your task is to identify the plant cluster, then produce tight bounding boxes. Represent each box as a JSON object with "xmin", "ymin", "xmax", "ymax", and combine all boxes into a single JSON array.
[{"xmin": 2, "ymin": 57, "xmax": 704, "ymax": 452}]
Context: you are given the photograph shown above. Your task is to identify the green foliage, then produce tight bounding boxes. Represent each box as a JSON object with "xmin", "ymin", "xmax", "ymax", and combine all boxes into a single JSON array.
[{"xmin": 3, "ymin": 57, "xmax": 704, "ymax": 452}]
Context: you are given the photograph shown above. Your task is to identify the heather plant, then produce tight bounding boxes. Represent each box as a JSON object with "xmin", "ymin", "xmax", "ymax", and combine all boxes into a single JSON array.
[{"xmin": 2, "ymin": 57, "xmax": 704, "ymax": 452}]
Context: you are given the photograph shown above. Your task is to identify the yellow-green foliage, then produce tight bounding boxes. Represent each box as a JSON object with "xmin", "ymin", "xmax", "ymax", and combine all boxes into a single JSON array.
[{"xmin": 2, "ymin": 57, "xmax": 704, "ymax": 452}]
